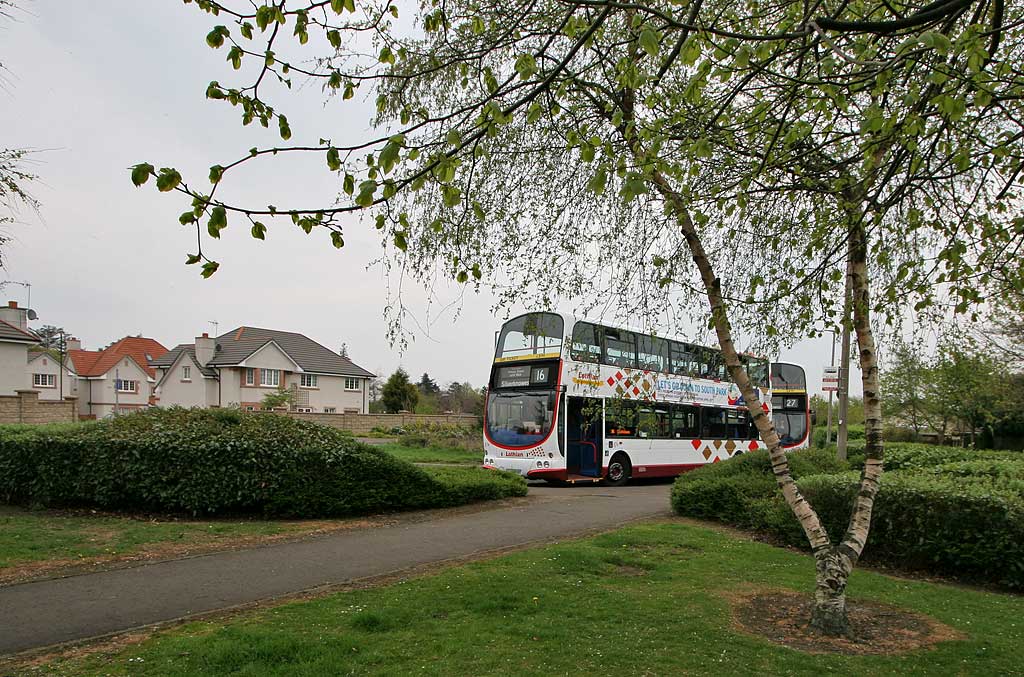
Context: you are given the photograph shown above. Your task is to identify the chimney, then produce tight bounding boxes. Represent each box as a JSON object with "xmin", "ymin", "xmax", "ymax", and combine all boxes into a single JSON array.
[
  {"xmin": 0, "ymin": 301, "xmax": 28, "ymax": 329},
  {"xmin": 195, "ymin": 333, "xmax": 215, "ymax": 366},
  {"xmin": 66, "ymin": 337, "xmax": 82, "ymax": 351}
]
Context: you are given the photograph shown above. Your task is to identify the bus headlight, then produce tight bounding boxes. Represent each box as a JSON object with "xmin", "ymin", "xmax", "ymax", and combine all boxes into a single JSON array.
[{"xmin": 543, "ymin": 461, "xmax": 550, "ymax": 468}]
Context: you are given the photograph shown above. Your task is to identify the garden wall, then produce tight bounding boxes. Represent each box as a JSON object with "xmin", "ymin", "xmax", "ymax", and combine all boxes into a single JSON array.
[
  {"xmin": 0, "ymin": 390, "xmax": 77, "ymax": 424},
  {"xmin": 286, "ymin": 411, "xmax": 480, "ymax": 434}
]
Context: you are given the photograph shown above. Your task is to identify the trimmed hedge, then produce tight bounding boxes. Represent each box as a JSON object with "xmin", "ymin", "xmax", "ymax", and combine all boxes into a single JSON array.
[
  {"xmin": 799, "ymin": 472, "xmax": 1024, "ymax": 589},
  {"xmin": 0, "ymin": 409, "xmax": 525, "ymax": 517},
  {"xmin": 671, "ymin": 443, "xmax": 1024, "ymax": 589},
  {"xmin": 813, "ymin": 424, "xmax": 865, "ymax": 448}
]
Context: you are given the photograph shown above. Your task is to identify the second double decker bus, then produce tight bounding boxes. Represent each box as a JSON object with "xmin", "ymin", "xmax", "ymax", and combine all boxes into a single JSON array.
[
  {"xmin": 482, "ymin": 312, "xmax": 773, "ymax": 484},
  {"xmin": 770, "ymin": 362, "xmax": 812, "ymax": 450}
]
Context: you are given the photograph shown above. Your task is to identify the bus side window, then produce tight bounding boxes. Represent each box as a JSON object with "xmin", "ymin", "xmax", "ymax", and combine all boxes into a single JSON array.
[
  {"xmin": 603, "ymin": 328, "xmax": 637, "ymax": 369},
  {"xmin": 637, "ymin": 335, "xmax": 667, "ymax": 372},
  {"xmin": 746, "ymin": 412, "xmax": 760, "ymax": 440},
  {"xmin": 637, "ymin": 407, "xmax": 658, "ymax": 439},
  {"xmin": 671, "ymin": 405, "xmax": 699, "ymax": 438},
  {"xmin": 703, "ymin": 407, "xmax": 728, "ymax": 438},
  {"xmin": 670, "ymin": 341, "xmax": 694, "ymax": 376},
  {"xmin": 605, "ymin": 400, "xmax": 636, "ymax": 437},
  {"xmin": 571, "ymin": 322, "xmax": 602, "ymax": 363}
]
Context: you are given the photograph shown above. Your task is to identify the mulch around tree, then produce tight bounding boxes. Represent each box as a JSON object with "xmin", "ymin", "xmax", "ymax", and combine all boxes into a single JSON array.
[{"xmin": 729, "ymin": 589, "xmax": 965, "ymax": 655}]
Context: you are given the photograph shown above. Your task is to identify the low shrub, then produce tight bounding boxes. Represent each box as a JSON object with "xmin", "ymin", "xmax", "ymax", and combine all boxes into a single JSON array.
[
  {"xmin": 798, "ymin": 472, "xmax": 1024, "ymax": 589},
  {"xmin": 672, "ymin": 441, "xmax": 1024, "ymax": 589},
  {"xmin": 0, "ymin": 408, "xmax": 525, "ymax": 517},
  {"xmin": 813, "ymin": 424, "xmax": 865, "ymax": 448},
  {"xmin": 670, "ymin": 449, "xmax": 849, "ymax": 525},
  {"xmin": 884, "ymin": 443, "xmax": 1021, "ymax": 471}
]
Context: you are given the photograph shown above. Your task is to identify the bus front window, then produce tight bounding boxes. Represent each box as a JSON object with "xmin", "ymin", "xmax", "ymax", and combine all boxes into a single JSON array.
[{"xmin": 486, "ymin": 391, "xmax": 554, "ymax": 447}]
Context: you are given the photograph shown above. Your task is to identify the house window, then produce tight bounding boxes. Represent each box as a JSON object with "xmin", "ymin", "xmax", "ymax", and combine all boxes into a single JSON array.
[
  {"xmin": 245, "ymin": 368, "xmax": 256, "ymax": 386},
  {"xmin": 244, "ymin": 405, "xmax": 256, "ymax": 412},
  {"xmin": 295, "ymin": 406, "xmax": 314, "ymax": 413},
  {"xmin": 300, "ymin": 374, "xmax": 318, "ymax": 388},
  {"xmin": 33, "ymin": 373, "xmax": 56, "ymax": 388},
  {"xmin": 260, "ymin": 369, "xmax": 280, "ymax": 387},
  {"xmin": 116, "ymin": 379, "xmax": 138, "ymax": 393},
  {"xmin": 344, "ymin": 407, "xmax": 360, "ymax": 414},
  {"xmin": 324, "ymin": 407, "xmax": 337, "ymax": 414},
  {"xmin": 182, "ymin": 365, "xmax": 191, "ymax": 381},
  {"xmin": 344, "ymin": 377, "xmax": 359, "ymax": 390}
]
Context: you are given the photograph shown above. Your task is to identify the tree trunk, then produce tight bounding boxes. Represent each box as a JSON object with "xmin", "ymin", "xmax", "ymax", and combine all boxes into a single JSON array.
[{"xmin": 810, "ymin": 549, "xmax": 853, "ymax": 635}]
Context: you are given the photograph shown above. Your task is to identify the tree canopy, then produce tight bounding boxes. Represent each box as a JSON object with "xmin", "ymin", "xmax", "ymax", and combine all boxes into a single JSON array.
[{"xmin": 136, "ymin": 0, "xmax": 1024, "ymax": 636}]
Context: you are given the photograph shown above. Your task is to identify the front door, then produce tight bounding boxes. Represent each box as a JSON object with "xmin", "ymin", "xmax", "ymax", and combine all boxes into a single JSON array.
[{"xmin": 567, "ymin": 397, "xmax": 603, "ymax": 477}]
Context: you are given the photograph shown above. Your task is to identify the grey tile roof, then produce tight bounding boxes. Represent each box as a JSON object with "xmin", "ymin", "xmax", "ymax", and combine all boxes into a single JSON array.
[
  {"xmin": 0, "ymin": 320, "xmax": 39, "ymax": 344},
  {"xmin": 209, "ymin": 327, "xmax": 375, "ymax": 378},
  {"xmin": 154, "ymin": 328, "xmax": 375, "ymax": 379},
  {"xmin": 151, "ymin": 344, "xmax": 217, "ymax": 377}
]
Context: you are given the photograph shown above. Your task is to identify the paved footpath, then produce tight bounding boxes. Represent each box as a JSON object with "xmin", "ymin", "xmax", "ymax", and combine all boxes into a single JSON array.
[{"xmin": 0, "ymin": 482, "xmax": 671, "ymax": 655}]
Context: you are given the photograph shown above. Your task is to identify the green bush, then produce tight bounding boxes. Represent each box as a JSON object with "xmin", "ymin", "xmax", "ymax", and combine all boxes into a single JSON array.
[
  {"xmin": 670, "ymin": 449, "xmax": 849, "ymax": 525},
  {"xmin": 671, "ymin": 441, "xmax": 1024, "ymax": 589},
  {"xmin": 813, "ymin": 424, "xmax": 865, "ymax": 448},
  {"xmin": 798, "ymin": 472, "xmax": 1024, "ymax": 589},
  {"xmin": 0, "ymin": 409, "xmax": 525, "ymax": 517}
]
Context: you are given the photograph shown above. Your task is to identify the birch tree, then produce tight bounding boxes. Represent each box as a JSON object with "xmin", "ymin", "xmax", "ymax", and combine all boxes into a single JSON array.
[{"xmin": 136, "ymin": 0, "xmax": 1024, "ymax": 635}]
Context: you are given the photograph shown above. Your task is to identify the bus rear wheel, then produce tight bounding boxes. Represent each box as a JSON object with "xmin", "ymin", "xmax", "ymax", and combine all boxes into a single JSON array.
[{"xmin": 604, "ymin": 453, "xmax": 631, "ymax": 487}]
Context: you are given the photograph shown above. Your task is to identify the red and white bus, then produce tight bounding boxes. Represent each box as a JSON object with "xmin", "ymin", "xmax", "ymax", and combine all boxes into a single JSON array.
[
  {"xmin": 770, "ymin": 362, "xmax": 812, "ymax": 450},
  {"xmin": 482, "ymin": 312, "xmax": 773, "ymax": 484}
]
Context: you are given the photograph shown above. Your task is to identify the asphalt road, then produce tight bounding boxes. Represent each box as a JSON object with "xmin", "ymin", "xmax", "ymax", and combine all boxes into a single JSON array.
[{"xmin": 0, "ymin": 481, "xmax": 672, "ymax": 655}]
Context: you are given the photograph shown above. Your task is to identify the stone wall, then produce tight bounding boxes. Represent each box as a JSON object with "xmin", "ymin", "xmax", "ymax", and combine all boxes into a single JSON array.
[
  {"xmin": 286, "ymin": 411, "xmax": 480, "ymax": 434},
  {"xmin": 0, "ymin": 390, "xmax": 78, "ymax": 424}
]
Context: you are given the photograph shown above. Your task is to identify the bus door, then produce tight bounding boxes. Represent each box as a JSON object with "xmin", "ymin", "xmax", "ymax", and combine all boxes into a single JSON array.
[{"xmin": 567, "ymin": 397, "xmax": 602, "ymax": 477}]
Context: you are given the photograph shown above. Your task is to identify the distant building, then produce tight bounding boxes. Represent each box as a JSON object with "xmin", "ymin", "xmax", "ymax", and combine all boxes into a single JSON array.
[
  {"xmin": 68, "ymin": 336, "xmax": 169, "ymax": 419},
  {"xmin": 0, "ymin": 301, "xmax": 42, "ymax": 396},
  {"xmin": 152, "ymin": 326, "xmax": 375, "ymax": 414}
]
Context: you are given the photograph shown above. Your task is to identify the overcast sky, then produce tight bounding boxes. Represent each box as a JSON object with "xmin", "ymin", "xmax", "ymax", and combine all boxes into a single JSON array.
[{"xmin": 1, "ymin": 1, "xmax": 861, "ymax": 397}]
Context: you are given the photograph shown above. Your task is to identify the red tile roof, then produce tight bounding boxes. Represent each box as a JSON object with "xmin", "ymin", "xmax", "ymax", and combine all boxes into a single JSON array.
[{"xmin": 69, "ymin": 336, "xmax": 168, "ymax": 378}]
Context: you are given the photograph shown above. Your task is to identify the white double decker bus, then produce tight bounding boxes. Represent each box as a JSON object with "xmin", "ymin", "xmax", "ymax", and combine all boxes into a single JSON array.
[{"xmin": 482, "ymin": 312, "xmax": 773, "ymax": 485}]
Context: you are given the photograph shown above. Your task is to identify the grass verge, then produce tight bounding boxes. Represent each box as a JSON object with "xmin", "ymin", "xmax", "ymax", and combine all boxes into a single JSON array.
[
  {"xmin": 378, "ymin": 442, "xmax": 482, "ymax": 465},
  {"xmin": 24, "ymin": 520, "xmax": 1023, "ymax": 676}
]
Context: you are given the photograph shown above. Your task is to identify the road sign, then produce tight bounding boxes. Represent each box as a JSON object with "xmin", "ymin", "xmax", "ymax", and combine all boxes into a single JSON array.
[{"xmin": 822, "ymin": 366, "xmax": 839, "ymax": 392}]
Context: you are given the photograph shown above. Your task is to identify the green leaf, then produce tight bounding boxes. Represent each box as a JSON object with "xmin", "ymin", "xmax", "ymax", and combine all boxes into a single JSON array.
[
  {"xmin": 278, "ymin": 115, "xmax": 292, "ymax": 141},
  {"xmin": 456, "ymin": 270, "xmax": 469, "ymax": 283},
  {"xmin": 179, "ymin": 211, "xmax": 197, "ymax": 225},
  {"xmin": 185, "ymin": 253, "xmax": 202, "ymax": 265},
  {"xmin": 251, "ymin": 221, "xmax": 266, "ymax": 240},
  {"xmin": 156, "ymin": 168, "xmax": 182, "ymax": 192},
  {"xmin": 327, "ymin": 148, "xmax": 341, "ymax": 171},
  {"xmin": 394, "ymin": 231, "xmax": 408, "ymax": 251},
  {"xmin": 638, "ymin": 27, "xmax": 660, "ymax": 58},
  {"xmin": 355, "ymin": 180, "xmax": 377, "ymax": 207},
  {"xmin": 331, "ymin": 231, "xmax": 345, "ymax": 248},
  {"xmin": 209, "ymin": 165, "xmax": 224, "ymax": 184},
  {"xmin": 131, "ymin": 163, "xmax": 154, "ymax": 187},
  {"xmin": 208, "ymin": 206, "xmax": 227, "ymax": 238},
  {"xmin": 200, "ymin": 261, "xmax": 220, "ymax": 279},
  {"xmin": 587, "ymin": 167, "xmax": 607, "ymax": 195},
  {"xmin": 206, "ymin": 25, "xmax": 227, "ymax": 48},
  {"xmin": 343, "ymin": 173, "xmax": 355, "ymax": 195}
]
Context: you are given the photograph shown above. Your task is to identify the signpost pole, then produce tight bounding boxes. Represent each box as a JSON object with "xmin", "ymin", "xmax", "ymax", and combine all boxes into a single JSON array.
[{"xmin": 826, "ymin": 333, "xmax": 836, "ymax": 446}]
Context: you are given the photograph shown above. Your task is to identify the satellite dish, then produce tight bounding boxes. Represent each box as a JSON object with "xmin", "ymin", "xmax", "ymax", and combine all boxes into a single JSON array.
[{"xmin": 27, "ymin": 309, "xmax": 38, "ymax": 320}]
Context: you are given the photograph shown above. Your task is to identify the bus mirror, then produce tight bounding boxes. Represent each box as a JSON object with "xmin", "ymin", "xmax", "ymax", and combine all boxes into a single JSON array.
[{"xmin": 548, "ymin": 392, "xmax": 557, "ymax": 411}]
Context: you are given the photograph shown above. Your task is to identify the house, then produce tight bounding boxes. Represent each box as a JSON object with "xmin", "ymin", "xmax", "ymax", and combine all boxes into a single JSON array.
[
  {"xmin": 68, "ymin": 336, "xmax": 169, "ymax": 419},
  {"xmin": 0, "ymin": 301, "xmax": 41, "ymax": 395},
  {"xmin": 27, "ymin": 348, "xmax": 77, "ymax": 401},
  {"xmin": 152, "ymin": 326, "xmax": 375, "ymax": 414}
]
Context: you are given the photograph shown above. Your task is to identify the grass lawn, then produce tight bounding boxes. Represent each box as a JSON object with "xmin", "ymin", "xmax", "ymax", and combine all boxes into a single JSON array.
[
  {"xmin": 0, "ymin": 508, "xmax": 335, "ymax": 582},
  {"xmin": 30, "ymin": 521, "xmax": 1023, "ymax": 676},
  {"xmin": 378, "ymin": 441, "xmax": 482, "ymax": 465}
]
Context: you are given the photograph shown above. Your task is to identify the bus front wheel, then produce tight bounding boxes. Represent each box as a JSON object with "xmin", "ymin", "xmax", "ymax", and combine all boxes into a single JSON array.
[{"xmin": 604, "ymin": 453, "xmax": 631, "ymax": 487}]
